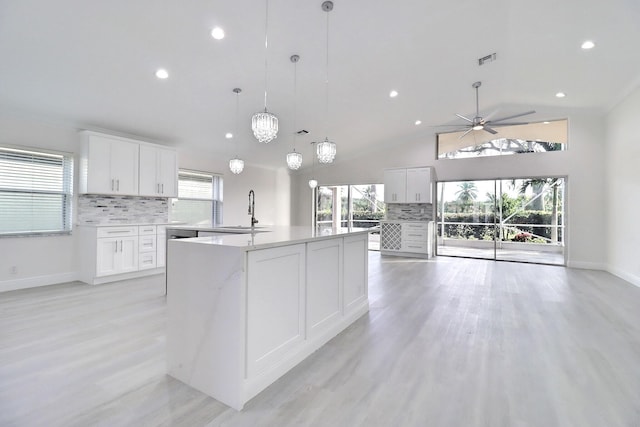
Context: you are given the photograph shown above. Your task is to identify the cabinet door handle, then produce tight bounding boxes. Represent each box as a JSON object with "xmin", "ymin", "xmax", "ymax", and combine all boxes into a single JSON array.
[
  {"xmin": 116, "ymin": 179, "xmax": 120, "ymax": 191},
  {"xmin": 161, "ymin": 183, "xmax": 164, "ymax": 194},
  {"xmin": 114, "ymin": 241, "xmax": 118, "ymax": 253},
  {"xmin": 111, "ymin": 179, "xmax": 114, "ymax": 191}
]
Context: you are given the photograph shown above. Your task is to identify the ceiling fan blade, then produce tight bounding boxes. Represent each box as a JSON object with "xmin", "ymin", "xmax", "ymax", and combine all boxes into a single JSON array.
[
  {"xmin": 458, "ymin": 128, "xmax": 474, "ymax": 139},
  {"xmin": 488, "ymin": 121, "xmax": 531, "ymax": 127},
  {"xmin": 455, "ymin": 113, "xmax": 474, "ymax": 123},
  {"xmin": 483, "ymin": 126, "xmax": 498, "ymax": 134},
  {"xmin": 489, "ymin": 110, "xmax": 536, "ymax": 123}
]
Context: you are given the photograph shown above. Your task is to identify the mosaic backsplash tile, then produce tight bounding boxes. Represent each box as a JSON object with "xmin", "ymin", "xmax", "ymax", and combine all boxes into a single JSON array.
[
  {"xmin": 386, "ymin": 203, "xmax": 433, "ymax": 221},
  {"xmin": 77, "ymin": 195, "xmax": 169, "ymax": 225}
]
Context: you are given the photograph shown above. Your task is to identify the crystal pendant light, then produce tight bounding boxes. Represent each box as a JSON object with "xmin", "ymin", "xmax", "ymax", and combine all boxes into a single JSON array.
[
  {"xmin": 286, "ymin": 54, "xmax": 303, "ymax": 170},
  {"xmin": 229, "ymin": 158, "xmax": 244, "ymax": 174},
  {"xmin": 308, "ymin": 141, "xmax": 318, "ymax": 189},
  {"xmin": 229, "ymin": 88, "xmax": 244, "ymax": 175},
  {"xmin": 316, "ymin": 137, "xmax": 336, "ymax": 163},
  {"xmin": 315, "ymin": 1, "xmax": 336, "ymax": 163},
  {"xmin": 251, "ymin": 0, "xmax": 278, "ymax": 143}
]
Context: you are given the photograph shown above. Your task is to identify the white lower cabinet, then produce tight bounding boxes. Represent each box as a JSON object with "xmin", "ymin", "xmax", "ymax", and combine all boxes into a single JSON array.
[
  {"xmin": 343, "ymin": 234, "xmax": 368, "ymax": 310},
  {"xmin": 381, "ymin": 221, "xmax": 433, "ymax": 258},
  {"xmin": 306, "ymin": 238, "xmax": 343, "ymax": 339},
  {"xmin": 246, "ymin": 244, "xmax": 306, "ymax": 378},
  {"xmin": 79, "ymin": 224, "xmax": 165, "ymax": 285}
]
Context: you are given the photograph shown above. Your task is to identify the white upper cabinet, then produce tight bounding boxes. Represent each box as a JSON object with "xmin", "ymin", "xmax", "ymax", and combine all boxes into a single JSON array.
[
  {"xmin": 80, "ymin": 132, "xmax": 139, "ymax": 195},
  {"xmin": 384, "ymin": 167, "xmax": 432, "ymax": 204},
  {"xmin": 139, "ymin": 145, "xmax": 178, "ymax": 197},
  {"xmin": 383, "ymin": 169, "xmax": 407, "ymax": 203},
  {"xmin": 406, "ymin": 167, "xmax": 432, "ymax": 203},
  {"xmin": 80, "ymin": 131, "xmax": 177, "ymax": 197}
]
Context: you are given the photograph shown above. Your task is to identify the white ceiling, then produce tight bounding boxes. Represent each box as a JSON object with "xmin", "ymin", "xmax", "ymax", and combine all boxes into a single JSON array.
[{"xmin": 1, "ymin": 0, "xmax": 639, "ymax": 170}]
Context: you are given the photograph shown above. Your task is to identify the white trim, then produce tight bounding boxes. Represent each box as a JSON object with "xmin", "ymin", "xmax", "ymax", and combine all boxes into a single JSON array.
[
  {"xmin": 0, "ymin": 272, "xmax": 79, "ymax": 293},
  {"xmin": 566, "ymin": 260, "xmax": 607, "ymax": 270},
  {"xmin": 606, "ymin": 265, "xmax": 640, "ymax": 289}
]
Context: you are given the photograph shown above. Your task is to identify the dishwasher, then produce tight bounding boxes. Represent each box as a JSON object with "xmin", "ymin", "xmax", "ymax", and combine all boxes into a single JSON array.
[{"xmin": 165, "ymin": 228, "xmax": 199, "ymax": 295}]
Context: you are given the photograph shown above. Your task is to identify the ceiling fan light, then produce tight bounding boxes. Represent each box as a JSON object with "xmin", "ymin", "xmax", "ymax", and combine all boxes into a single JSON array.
[{"xmin": 472, "ymin": 124, "xmax": 484, "ymax": 130}]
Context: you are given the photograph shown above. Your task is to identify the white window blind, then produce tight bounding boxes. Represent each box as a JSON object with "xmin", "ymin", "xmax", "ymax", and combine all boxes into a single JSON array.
[
  {"xmin": 170, "ymin": 170, "xmax": 223, "ymax": 226},
  {"xmin": 0, "ymin": 146, "xmax": 74, "ymax": 236}
]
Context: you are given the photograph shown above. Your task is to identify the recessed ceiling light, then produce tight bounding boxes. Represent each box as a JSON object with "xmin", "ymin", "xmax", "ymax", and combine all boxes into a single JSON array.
[
  {"xmin": 555, "ymin": 92, "xmax": 566, "ymax": 98},
  {"xmin": 543, "ymin": 121, "xmax": 550, "ymax": 124},
  {"xmin": 581, "ymin": 40, "xmax": 595, "ymax": 50},
  {"xmin": 389, "ymin": 90, "xmax": 398, "ymax": 98},
  {"xmin": 211, "ymin": 27, "xmax": 225, "ymax": 40},
  {"xmin": 225, "ymin": 132, "xmax": 233, "ymax": 139},
  {"xmin": 155, "ymin": 68, "xmax": 169, "ymax": 79},
  {"xmin": 415, "ymin": 120, "xmax": 422, "ymax": 125}
]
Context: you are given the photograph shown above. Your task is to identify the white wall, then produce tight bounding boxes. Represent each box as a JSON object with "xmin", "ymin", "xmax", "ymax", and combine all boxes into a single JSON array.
[
  {"xmin": 605, "ymin": 86, "xmax": 640, "ymax": 286},
  {"xmin": 0, "ymin": 113, "xmax": 291, "ymax": 292},
  {"xmin": 0, "ymin": 112, "xmax": 80, "ymax": 290},
  {"xmin": 291, "ymin": 109, "xmax": 607, "ymax": 269}
]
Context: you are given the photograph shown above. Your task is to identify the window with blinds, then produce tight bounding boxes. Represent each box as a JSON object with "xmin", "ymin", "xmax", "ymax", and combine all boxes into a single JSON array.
[
  {"xmin": 169, "ymin": 169, "xmax": 223, "ymax": 226},
  {"xmin": 0, "ymin": 146, "xmax": 74, "ymax": 236}
]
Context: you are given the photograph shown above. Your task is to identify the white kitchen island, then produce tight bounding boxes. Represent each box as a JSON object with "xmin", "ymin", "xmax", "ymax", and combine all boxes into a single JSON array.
[{"xmin": 166, "ymin": 226, "xmax": 370, "ymax": 410}]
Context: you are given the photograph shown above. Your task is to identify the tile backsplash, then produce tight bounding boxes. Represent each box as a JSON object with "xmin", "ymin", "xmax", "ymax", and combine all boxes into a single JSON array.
[
  {"xmin": 386, "ymin": 203, "xmax": 433, "ymax": 221},
  {"xmin": 78, "ymin": 195, "xmax": 169, "ymax": 225}
]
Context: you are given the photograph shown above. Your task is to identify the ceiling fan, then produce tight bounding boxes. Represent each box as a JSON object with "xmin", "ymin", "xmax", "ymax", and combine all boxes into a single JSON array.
[{"xmin": 450, "ymin": 81, "xmax": 536, "ymax": 139}]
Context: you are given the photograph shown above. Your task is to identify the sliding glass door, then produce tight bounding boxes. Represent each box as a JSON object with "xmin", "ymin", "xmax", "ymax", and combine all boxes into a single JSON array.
[
  {"xmin": 436, "ymin": 178, "xmax": 565, "ymax": 265},
  {"xmin": 316, "ymin": 184, "xmax": 385, "ymax": 250}
]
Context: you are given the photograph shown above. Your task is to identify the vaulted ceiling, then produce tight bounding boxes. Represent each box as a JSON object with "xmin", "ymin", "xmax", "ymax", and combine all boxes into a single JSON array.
[{"xmin": 1, "ymin": 0, "xmax": 639, "ymax": 169}]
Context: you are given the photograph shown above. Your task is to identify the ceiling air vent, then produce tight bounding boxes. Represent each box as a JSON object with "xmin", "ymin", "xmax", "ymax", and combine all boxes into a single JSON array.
[
  {"xmin": 296, "ymin": 130, "xmax": 309, "ymax": 135},
  {"xmin": 478, "ymin": 53, "xmax": 497, "ymax": 66}
]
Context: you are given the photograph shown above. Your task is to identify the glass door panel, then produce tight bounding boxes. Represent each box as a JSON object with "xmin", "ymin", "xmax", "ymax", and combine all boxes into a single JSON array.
[{"xmin": 436, "ymin": 177, "xmax": 565, "ymax": 265}]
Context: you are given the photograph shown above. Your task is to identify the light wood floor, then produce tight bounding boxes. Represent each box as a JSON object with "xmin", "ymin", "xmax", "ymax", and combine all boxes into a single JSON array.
[{"xmin": 2, "ymin": 253, "xmax": 640, "ymax": 426}]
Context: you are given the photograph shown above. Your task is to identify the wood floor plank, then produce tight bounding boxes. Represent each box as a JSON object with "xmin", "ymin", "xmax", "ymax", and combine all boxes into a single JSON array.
[{"xmin": 1, "ymin": 254, "xmax": 640, "ymax": 426}]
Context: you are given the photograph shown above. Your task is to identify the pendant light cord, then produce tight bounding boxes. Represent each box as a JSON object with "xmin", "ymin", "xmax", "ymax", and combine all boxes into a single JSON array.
[
  {"xmin": 293, "ymin": 58, "xmax": 298, "ymax": 151},
  {"xmin": 325, "ymin": 9, "xmax": 330, "ymax": 138},
  {"xmin": 263, "ymin": 0, "xmax": 270, "ymax": 111},
  {"xmin": 235, "ymin": 90, "xmax": 240, "ymax": 156}
]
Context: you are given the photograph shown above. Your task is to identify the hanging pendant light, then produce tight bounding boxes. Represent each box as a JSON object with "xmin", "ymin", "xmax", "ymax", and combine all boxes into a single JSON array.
[
  {"xmin": 308, "ymin": 142, "xmax": 318, "ymax": 188},
  {"xmin": 229, "ymin": 88, "xmax": 244, "ymax": 175},
  {"xmin": 252, "ymin": 0, "xmax": 278, "ymax": 143},
  {"xmin": 286, "ymin": 54, "xmax": 303, "ymax": 170},
  {"xmin": 315, "ymin": 1, "xmax": 336, "ymax": 164}
]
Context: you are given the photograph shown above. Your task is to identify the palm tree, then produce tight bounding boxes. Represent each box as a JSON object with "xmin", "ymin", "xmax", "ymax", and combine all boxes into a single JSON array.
[
  {"xmin": 513, "ymin": 178, "xmax": 561, "ymax": 243},
  {"xmin": 455, "ymin": 182, "xmax": 478, "ymax": 212}
]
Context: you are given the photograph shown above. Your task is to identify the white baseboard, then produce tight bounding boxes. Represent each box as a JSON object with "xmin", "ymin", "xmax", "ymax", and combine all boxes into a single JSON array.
[
  {"xmin": 566, "ymin": 260, "xmax": 607, "ymax": 270},
  {"xmin": 606, "ymin": 265, "xmax": 640, "ymax": 288},
  {"xmin": 0, "ymin": 272, "xmax": 80, "ymax": 293}
]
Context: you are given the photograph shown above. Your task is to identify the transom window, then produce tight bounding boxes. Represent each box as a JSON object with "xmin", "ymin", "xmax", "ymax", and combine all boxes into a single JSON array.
[
  {"xmin": 0, "ymin": 146, "xmax": 74, "ymax": 236},
  {"xmin": 437, "ymin": 119, "xmax": 567, "ymax": 159}
]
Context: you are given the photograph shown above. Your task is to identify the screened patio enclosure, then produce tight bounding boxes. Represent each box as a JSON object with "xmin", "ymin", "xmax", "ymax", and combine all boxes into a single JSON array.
[{"xmin": 436, "ymin": 178, "xmax": 565, "ymax": 265}]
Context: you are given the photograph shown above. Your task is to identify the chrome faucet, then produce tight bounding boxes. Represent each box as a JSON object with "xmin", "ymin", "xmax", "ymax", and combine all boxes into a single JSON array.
[{"xmin": 248, "ymin": 190, "xmax": 258, "ymax": 227}]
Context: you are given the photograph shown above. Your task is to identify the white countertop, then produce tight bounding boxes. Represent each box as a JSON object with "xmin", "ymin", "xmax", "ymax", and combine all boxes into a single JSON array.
[
  {"xmin": 77, "ymin": 221, "xmax": 184, "ymax": 227},
  {"xmin": 169, "ymin": 225, "xmax": 372, "ymax": 251}
]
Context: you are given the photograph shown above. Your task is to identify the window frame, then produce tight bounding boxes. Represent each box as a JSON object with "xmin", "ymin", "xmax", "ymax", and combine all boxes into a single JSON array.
[
  {"xmin": 169, "ymin": 169, "xmax": 223, "ymax": 226},
  {"xmin": 0, "ymin": 144, "xmax": 74, "ymax": 237}
]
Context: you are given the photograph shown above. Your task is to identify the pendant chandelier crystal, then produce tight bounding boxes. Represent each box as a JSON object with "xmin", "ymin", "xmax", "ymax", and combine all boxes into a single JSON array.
[
  {"xmin": 313, "ymin": 1, "xmax": 336, "ymax": 164},
  {"xmin": 229, "ymin": 88, "xmax": 244, "ymax": 175},
  {"xmin": 252, "ymin": 0, "xmax": 278, "ymax": 143},
  {"xmin": 308, "ymin": 178, "xmax": 318, "ymax": 189},
  {"xmin": 286, "ymin": 54, "xmax": 303, "ymax": 170}
]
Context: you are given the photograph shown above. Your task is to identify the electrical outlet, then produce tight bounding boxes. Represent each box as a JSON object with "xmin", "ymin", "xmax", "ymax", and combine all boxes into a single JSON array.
[{"xmin": 10, "ymin": 266, "xmax": 17, "ymax": 275}]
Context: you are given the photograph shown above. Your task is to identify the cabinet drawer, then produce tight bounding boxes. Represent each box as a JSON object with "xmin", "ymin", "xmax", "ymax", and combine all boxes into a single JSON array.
[
  {"xmin": 402, "ymin": 241, "xmax": 428, "ymax": 253},
  {"xmin": 139, "ymin": 235, "xmax": 157, "ymax": 252},
  {"xmin": 139, "ymin": 252, "xmax": 157, "ymax": 270},
  {"xmin": 97, "ymin": 226, "xmax": 138, "ymax": 238},
  {"xmin": 402, "ymin": 229, "xmax": 427, "ymax": 241},
  {"xmin": 402, "ymin": 222, "xmax": 427, "ymax": 231},
  {"xmin": 139, "ymin": 225, "xmax": 157, "ymax": 235}
]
